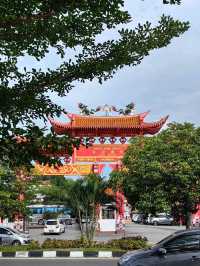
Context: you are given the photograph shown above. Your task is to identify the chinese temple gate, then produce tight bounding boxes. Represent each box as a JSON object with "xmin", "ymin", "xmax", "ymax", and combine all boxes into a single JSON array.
[
  {"xmin": 45, "ymin": 107, "xmax": 168, "ymax": 176},
  {"xmin": 72, "ymin": 144, "xmax": 129, "ymax": 163},
  {"xmin": 36, "ymin": 104, "xmax": 168, "ymax": 231},
  {"xmin": 37, "ymin": 104, "xmax": 168, "ymax": 176},
  {"xmin": 49, "ymin": 111, "xmax": 168, "ymax": 140}
]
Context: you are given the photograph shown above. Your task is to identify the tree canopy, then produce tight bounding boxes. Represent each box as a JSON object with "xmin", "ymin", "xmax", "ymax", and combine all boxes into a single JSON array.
[
  {"xmin": 0, "ymin": 0, "xmax": 189, "ymax": 168},
  {"xmin": 123, "ymin": 123, "xmax": 200, "ymax": 228},
  {"xmin": 0, "ymin": 166, "xmax": 37, "ymax": 219},
  {"xmin": 38, "ymin": 175, "xmax": 75, "ymax": 205}
]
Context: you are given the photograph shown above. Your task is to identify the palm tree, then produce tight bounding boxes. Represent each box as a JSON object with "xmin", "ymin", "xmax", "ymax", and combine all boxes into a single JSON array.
[{"xmin": 69, "ymin": 174, "xmax": 110, "ymax": 244}]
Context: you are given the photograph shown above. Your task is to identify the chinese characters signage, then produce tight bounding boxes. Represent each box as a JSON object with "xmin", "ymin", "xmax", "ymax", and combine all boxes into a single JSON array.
[{"xmin": 72, "ymin": 144, "xmax": 128, "ymax": 163}]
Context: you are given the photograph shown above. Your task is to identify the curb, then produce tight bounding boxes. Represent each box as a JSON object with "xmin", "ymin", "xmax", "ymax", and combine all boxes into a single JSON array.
[{"xmin": 0, "ymin": 250, "xmax": 125, "ymax": 258}]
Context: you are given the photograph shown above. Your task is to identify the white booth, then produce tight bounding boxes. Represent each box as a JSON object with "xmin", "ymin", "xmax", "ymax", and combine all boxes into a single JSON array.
[{"xmin": 98, "ymin": 204, "xmax": 117, "ymax": 232}]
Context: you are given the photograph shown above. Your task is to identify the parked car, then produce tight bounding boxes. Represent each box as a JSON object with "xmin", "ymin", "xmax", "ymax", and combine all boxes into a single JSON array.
[
  {"xmin": 132, "ymin": 213, "xmax": 145, "ymax": 224},
  {"xmin": 58, "ymin": 214, "xmax": 72, "ymax": 225},
  {"xmin": 0, "ymin": 226, "xmax": 31, "ymax": 246},
  {"xmin": 148, "ymin": 214, "xmax": 174, "ymax": 225},
  {"xmin": 44, "ymin": 219, "xmax": 65, "ymax": 235},
  {"xmin": 118, "ymin": 229, "xmax": 200, "ymax": 266}
]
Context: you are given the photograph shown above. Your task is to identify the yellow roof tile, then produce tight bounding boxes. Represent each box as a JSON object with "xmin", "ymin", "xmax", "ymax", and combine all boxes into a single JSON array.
[{"xmin": 72, "ymin": 115, "xmax": 141, "ymax": 128}]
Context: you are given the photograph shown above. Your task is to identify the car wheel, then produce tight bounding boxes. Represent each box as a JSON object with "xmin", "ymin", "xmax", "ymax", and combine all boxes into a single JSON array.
[
  {"xmin": 12, "ymin": 240, "xmax": 21, "ymax": 246},
  {"xmin": 153, "ymin": 221, "xmax": 158, "ymax": 226}
]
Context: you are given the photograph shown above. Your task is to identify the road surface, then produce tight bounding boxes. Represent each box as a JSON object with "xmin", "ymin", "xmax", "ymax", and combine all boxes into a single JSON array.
[
  {"xmin": 0, "ymin": 259, "xmax": 118, "ymax": 266},
  {"xmin": 29, "ymin": 223, "xmax": 185, "ymax": 244}
]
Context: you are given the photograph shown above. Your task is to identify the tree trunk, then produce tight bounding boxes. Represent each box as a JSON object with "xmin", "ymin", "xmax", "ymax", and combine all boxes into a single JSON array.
[
  {"xmin": 85, "ymin": 209, "xmax": 89, "ymax": 241},
  {"xmin": 87, "ymin": 207, "xmax": 96, "ymax": 245},
  {"xmin": 186, "ymin": 210, "xmax": 192, "ymax": 230},
  {"xmin": 78, "ymin": 210, "xmax": 84, "ymax": 237}
]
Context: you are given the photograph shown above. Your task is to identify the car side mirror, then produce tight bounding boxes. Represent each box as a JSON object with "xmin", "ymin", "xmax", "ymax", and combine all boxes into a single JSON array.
[{"xmin": 157, "ymin": 248, "xmax": 167, "ymax": 256}]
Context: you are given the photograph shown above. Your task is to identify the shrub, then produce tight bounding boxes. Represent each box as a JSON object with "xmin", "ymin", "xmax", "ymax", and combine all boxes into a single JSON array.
[
  {"xmin": 0, "ymin": 240, "xmax": 40, "ymax": 252},
  {"xmin": 41, "ymin": 239, "xmax": 86, "ymax": 249},
  {"xmin": 41, "ymin": 236, "xmax": 147, "ymax": 250},
  {"xmin": 0, "ymin": 235, "xmax": 147, "ymax": 252},
  {"xmin": 28, "ymin": 240, "xmax": 40, "ymax": 250},
  {"xmin": 122, "ymin": 236, "xmax": 148, "ymax": 242}
]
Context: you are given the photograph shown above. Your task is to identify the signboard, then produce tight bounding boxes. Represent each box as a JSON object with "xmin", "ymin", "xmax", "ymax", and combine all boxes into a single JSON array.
[
  {"xmin": 35, "ymin": 164, "xmax": 93, "ymax": 176},
  {"xmin": 35, "ymin": 163, "xmax": 108, "ymax": 176},
  {"xmin": 72, "ymin": 144, "xmax": 128, "ymax": 163}
]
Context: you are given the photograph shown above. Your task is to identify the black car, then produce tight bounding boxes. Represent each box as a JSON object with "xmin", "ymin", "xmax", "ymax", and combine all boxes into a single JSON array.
[{"xmin": 118, "ymin": 229, "xmax": 200, "ymax": 266}]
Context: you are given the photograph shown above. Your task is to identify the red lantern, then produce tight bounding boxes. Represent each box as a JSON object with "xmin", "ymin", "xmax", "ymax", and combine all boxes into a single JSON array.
[
  {"xmin": 120, "ymin": 137, "xmax": 127, "ymax": 144},
  {"xmin": 89, "ymin": 137, "xmax": 95, "ymax": 145},
  {"xmin": 99, "ymin": 137, "xmax": 106, "ymax": 144},
  {"xmin": 80, "ymin": 137, "xmax": 84, "ymax": 145},
  {"xmin": 109, "ymin": 137, "xmax": 116, "ymax": 144}
]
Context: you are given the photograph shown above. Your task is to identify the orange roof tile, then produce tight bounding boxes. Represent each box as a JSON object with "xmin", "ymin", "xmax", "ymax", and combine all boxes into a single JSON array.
[
  {"xmin": 71, "ymin": 115, "xmax": 141, "ymax": 128},
  {"xmin": 49, "ymin": 113, "xmax": 169, "ymax": 137}
]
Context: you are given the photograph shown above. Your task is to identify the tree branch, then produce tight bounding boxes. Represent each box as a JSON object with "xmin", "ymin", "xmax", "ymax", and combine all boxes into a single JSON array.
[{"xmin": 0, "ymin": 11, "xmax": 56, "ymax": 28}]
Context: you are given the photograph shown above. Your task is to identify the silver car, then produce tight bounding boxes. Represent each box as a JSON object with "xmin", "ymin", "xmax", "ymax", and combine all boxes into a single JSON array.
[
  {"xmin": 0, "ymin": 226, "xmax": 31, "ymax": 246},
  {"xmin": 149, "ymin": 214, "xmax": 174, "ymax": 225}
]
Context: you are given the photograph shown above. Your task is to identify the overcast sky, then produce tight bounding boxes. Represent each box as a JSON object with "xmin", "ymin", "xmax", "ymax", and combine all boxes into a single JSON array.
[
  {"xmin": 19, "ymin": 0, "xmax": 199, "ymax": 178},
  {"xmin": 58, "ymin": 0, "xmax": 200, "ymax": 125},
  {"xmin": 19, "ymin": 0, "xmax": 200, "ymax": 126}
]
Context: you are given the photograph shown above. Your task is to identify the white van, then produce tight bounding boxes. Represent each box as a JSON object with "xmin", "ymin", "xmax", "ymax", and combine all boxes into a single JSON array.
[{"xmin": 44, "ymin": 219, "xmax": 65, "ymax": 235}]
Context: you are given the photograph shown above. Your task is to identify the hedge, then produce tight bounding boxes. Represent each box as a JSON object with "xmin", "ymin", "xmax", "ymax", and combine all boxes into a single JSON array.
[{"xmin": 0, "ymin": 236, "xmax": 148, "ymax": 252}]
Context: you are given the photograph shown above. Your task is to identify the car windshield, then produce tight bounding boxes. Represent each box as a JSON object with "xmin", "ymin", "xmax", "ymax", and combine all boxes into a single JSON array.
[
  {"xmin": 6, "ymin": 228, "xmax": 21, "ymax": 235},
  {"xmin": 46, "ymin": 221, "xmax": 57, "ymax": 225},
  {"xmin": 157, "ymin": 233, "xmax": 176, "ymax": 245},
  {"xmin": 148, "ymin": 233, "xmax": 176, "ymax": 250}
]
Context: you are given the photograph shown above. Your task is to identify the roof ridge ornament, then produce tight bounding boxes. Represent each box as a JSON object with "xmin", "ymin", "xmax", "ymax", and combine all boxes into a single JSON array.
[{"xmin": 77, "ymin": 102, "xmax": 136, "ymax": 116}]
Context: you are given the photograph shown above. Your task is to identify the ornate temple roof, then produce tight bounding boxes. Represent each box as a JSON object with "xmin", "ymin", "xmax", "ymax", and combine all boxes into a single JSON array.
[{"xmin": 49, "ymin": 111, "xmax": 168, "ymax": 137}]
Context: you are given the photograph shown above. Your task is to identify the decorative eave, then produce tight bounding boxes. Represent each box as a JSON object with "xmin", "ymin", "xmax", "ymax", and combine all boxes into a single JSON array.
[
  {"xmin": 141, "ymin": 115, "xmax": 169, "ymax": 135},
  {"xmin": 49, "ymin": 113, "xmax": 168, "ymax": 137}
]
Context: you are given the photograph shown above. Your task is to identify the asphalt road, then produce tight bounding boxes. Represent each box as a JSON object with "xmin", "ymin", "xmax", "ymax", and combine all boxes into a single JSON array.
[
  {"xmin": 0, "ymin": 259, "xmax": 118, "ymax": 266},
  {"xmin": 29, "ymin": 223, "xmax": 185, "ymax": 244}
]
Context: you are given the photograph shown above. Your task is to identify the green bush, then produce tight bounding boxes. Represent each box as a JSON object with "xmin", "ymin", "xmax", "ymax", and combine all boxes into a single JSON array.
[
  {"xmin": 0, "ymin": 240, "xmax": 40, "ymax": 252},
  {"xmin": 41, "ymin": 236, "xmax": 147, "ymax": 250},
  {"xmin": 41, "ymin": 239, "xmax": 86, "ymax": 249},
  {"xmin": 109, "ymin": 239, "xmax": 147, "ymax": 250},
  {"xmin": 29, "ymin": 240, "xmax": 40, "ymax": 250},
  {"xmin": 0, "ymin": 235, "xmax": 147, "ymax": 252},
  {"xmin": 122, "ymin": 236, "xmax": 148, "ymax": 242}
]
